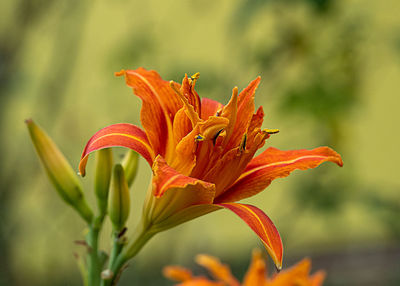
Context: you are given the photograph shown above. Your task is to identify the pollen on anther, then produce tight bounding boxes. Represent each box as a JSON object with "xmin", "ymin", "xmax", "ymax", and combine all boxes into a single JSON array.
[
  {"xmin": 240, "ymin": 134, "xmax": 247, "ymax": 152},
  {"xmin": 263, "ymin": 128, "xmax": 280, "ymax": 135},
  {"xmin": 190, "ymin": 72, "xmax": 200, "ymax": 80},
  {"xmin": 195, "ymin": 134, "xmax": 205, "ymax": 142},
  {"xmin": 212, "ymin": 129, "xmax": 224, "ymax": 145}
]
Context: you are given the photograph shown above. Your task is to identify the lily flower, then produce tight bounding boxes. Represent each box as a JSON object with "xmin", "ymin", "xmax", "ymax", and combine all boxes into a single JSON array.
[
  {"xmin": 79, "ymin": 68, "xmax": 342, "ymax": 270},
  {"xmin": 163, "ymin": 250, "xmax": 325, "ymax": 286}
]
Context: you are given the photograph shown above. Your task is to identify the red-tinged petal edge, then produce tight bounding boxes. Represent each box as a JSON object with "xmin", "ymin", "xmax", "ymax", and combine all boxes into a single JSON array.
[
  {"xmin": 217, "ymin": 146, "xmax": 343, "ymax": 203},
  {"xmin": 79, "ymin": 123, "xmax": 155, "ymax": 176},
  {"xmin": 216, "ymin": 203, "xmax": 283, "ymax": 270}
]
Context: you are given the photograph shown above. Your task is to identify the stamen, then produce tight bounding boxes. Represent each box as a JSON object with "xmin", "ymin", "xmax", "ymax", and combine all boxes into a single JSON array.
[
  {"xmin": 170, "ymin": 80, "xmax": 200, "ymax": 126},
  {"xmin": 263, "ymin": 128, "xmax": 280, "ymax": 134},
  {"xmin": 215, "ymin": 109, "xmax": 222, "ymax": 117},
  {"xmin": 188, "ymin": 72, "xmax": 200, "ymax": 85},
  {"xmin": 212, "ymin": 129, "xmax": 225, "ymax": 145},
  {"xmin": 240, "ymin": 134, "xmax": 247, "ymax": 152},
  {"xmin": 190, "ymin": 72, "xmax": 200, "ymax": 81},
  {"xmin": 195, "ymin": 134, "xmax": 205, "ymax": 142}
]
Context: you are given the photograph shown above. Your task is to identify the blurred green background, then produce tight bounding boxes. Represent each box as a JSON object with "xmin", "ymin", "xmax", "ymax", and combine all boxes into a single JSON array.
[{"xmin": 1, "ymin": 0, "xmax": 399, "ymax": 285}]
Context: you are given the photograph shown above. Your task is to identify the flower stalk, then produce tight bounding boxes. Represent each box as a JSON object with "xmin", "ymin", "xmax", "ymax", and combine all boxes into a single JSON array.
[
  {"xmin": 86, "ymin": 224, "xmax": 101, "ymax": 286},
  {"xmin": 102, "ymin": 219, "xmax": 156, "ymax": 286}
]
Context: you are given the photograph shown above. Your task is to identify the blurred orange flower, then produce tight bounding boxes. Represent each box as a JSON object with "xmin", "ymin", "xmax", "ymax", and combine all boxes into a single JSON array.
[
  {"xmin": 163, "ymin": 250, "xmax": 325, "ymax": 286},
  {"xmin": 79, "ymin": 68, "xmax": 342, "ymax": 269}
]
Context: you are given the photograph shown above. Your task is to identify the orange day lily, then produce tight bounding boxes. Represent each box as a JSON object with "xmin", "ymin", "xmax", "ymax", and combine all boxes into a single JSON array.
[
  {"xmin": 78, "ymin": 68, "xmax": 343, "ymax": 270},
  {"xmin": 163, "ymin": 250, "xmax": 325, "ymax": 286}
]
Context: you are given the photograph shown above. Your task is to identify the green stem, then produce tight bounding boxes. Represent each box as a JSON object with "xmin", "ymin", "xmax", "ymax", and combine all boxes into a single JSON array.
[
  {"xmin": 101, "ymin": 221, "xmax": 155, "ymax": 286},
  {"xmin": 108, "ymin": 231, "xmax": 123, "ymax": 273},
  {"xmin": 86, "ymin": 222, "xmax": 101, "ymax": 286},
  {"xmin": 75, "ymin": 198, "xmax": 94, "ymax": 225}
]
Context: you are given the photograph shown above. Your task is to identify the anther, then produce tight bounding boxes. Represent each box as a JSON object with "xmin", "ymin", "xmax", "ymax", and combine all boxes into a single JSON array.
[
  {"xmin": 195, "ymin": 134, "xmax": 205, "ymax": 142},
  {"xmin": 263, "ymin": 128, "xmax": 280, "ymax": 134},
  {"xmin": 240, "ymin": 134, "xmax": 247, "ymax": 152},
  {"xmin": 190, "ymin": 72, "xmax": 200, "ymax": 81},
  {"xmin": 212, "ymin": 129, "xmax": 225, "ymax": 145}
]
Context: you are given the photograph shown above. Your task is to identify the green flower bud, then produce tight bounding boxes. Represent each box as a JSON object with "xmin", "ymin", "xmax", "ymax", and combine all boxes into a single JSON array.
[
  {"xmin": 26, "ymin": 119, "xmax": 93, "ymax": 223},
  {"xmin": 94, "ymin": 148, "xmax": 113, "ymax": 216},
  {"xmin": 108, "ymin": 164, "xmax": 130, "ymax": 231},
  {"xmin": 121, "ymin": 150, "xmax": 139, "ymax": 187}
]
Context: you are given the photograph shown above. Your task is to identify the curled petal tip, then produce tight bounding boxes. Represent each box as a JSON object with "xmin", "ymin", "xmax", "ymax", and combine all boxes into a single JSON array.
[
  {"xmin": 336, "ymin": 154, "xmax": 344, "ymax": 167},
  {"xmin": 78, "ymin": 158, "xmax": 87, "ymax": 177},
  {"xmin": 217, "ymin": 203, "xmax": 283, "ymax": 272}
]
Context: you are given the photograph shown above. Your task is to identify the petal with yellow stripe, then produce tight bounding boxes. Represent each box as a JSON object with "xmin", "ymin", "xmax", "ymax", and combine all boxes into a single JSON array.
[
  {"xmin": 116, "ymin": 68, "xmax": 182, "ymax": 158},
  {"xmin": 217, "ymin": 146, "xmax": 343, "ymax": 203},
  {"xmin": 79, "ymin": 123, "xmax": 155, "ymax": 176},
  {"xmin": 216, "ymin": 203, "xmax": 283, "ymax": 270}
]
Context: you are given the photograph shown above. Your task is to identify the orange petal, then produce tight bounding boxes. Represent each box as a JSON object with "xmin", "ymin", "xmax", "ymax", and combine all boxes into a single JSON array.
[
  {"xmin": 79, "ymin": 123, "xmax": 154, "ymax": 176},
  {"xmin": 202, "ymin": 147, "xmax": 254, "ymax": 197},
  {"xmin": 171, "ymin": 116, "xmax": 229, "ymax": 176},
  {"xmin": 200, "ymin": 98, "xmax": 223, "ymax": 120},
  {"xmin": 173, "ymin": 107, "xmax": 193, "ymax": 146},
  {"xmin": 217, "ymin": 203, "xmax": 283, "ymax": 270},
  {"xmin": 310, "ymin": 271, "xmax": 326, "ymax": 286},
  {"xmin": 268, "ymin": 258, "xmax": 323, "ymax": 285},
  {"xmin": 248, "ymin": 107, "xmax": 264, "ymax": 134},
  {"xmin": 170, "ymin": 80, "xmax": 200, "ymax": 127},
  {"xmin": 181, "ymin": 74, "xmax": 201, "ymax": 114},
  {"xmin": 152, "ymin": 156, "xmax": 214, "ymax": 198},
  {"xmin": 242, "ymin": 249, "xmax": 268, "ymax": 286},
  {"xmin": 220, "ymin": 87, "xmax": 238, "ymax": 146},
  {"xmin": 148, "ymin": 156, "xmax": 215, "ymax": 225},
  {"xmin": 190, "ymin": 140, "xmax": 224, "ymax": 178},
  {"xmin": 152, "ymin": 203, "xmax": 219, "ymax": 232},
  {"xmin": 116, "ymin": 68, "xmax": 182, "ymax": 158},
  {"xmin": 198, "ymin": 116, "xmax": 229, "ymax": 140},
  {"xmin": 163, "ymin": 266, "xmax": 193, "ymax": 282},
  {"xmin": 224, "ymin": 77, "xmax": 260, "ymax": 151},
  {"xmin": 203, "ymin": 130, "xmax": 266, "ymax": 197},
  {"xmin": 177, "ymin": 278, "xmax": 224, "ymax": 286},
  {"xmin": 217, "ymin": 147, "xmax": 343, "ymax": 203},
  {"xmin": 195, "ymin": 254, "xmax": 240, "ymax": 286}
]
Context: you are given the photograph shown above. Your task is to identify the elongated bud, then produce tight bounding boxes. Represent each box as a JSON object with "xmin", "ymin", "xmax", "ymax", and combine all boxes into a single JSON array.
[
  {"xmin": 26, "ymin": 119, "xmax": 93, "ymax": 223},
  {"xmin": 109, "ymin": 164, "xmax": 130, "ymax": 231},
  {"xmin": 121, "ymin": 150, "xmax": 139, "ymax": 187},
  {"xmin": 95, "ymin": 148, "xmax": 113, "ymax": 216}
]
